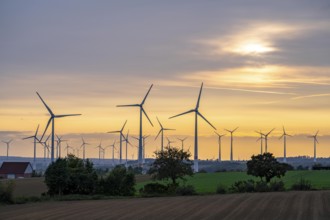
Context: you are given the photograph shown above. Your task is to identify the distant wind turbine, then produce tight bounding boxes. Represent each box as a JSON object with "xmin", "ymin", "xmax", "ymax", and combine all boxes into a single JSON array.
[
  {"xmin": 56, "ymin": 135, "xmax": 67, "ymax": 158},
  {"xmin": 169, "ymin": 83, "xmax": 216, "ymax": 172},
  {"xmin": 122, "ymin": 130, "xmax": 133, "ymax": 167},
  {"xmin": 95, "ymin": 140, "xmax": 104, "ymax": 163},
  {"xmin": 214, "ymin": 132, "xmax": 225, "ymax": 162},
  {"xmin": 108, "ymin": 140, "xmax": 117, "ymax": 165},
  {"xmin": 39, "ymin": 134, "xmax": 50, "ymax": 161},
  {"xmin": 117, "ymin": 84, "xmax": 154, "ymax": 165},
  {"xmin": 22, "ymin": 124, "xmax": 40, "ymax": 170},
  {"xmin": 65, "ymin": 142, "xmax": 73, "ymax": 156},
  {"xmin": 225, "ymin": 127, "xmax": 239, "ymax": 162},
  {"xmin": 36, "ymin": 92, "xmax": 81, "ymax": 163},
  {"xmin": 256, "ymin": 128, "xmax": 274, "ymax": 153},
  {"xmin": 155, "ymin": 117, "xmax": 175, "ymax": 151},
  {"xmin": 2, "ymin": 139, "xmax": 13, "ymax": 160},
  {"xmin": 166, "ymin": 137, "xmax": 175, "ymax": 148},
  {"xmin": 255, "ymin": 130, "xmax": 265, "ymax": 154},
  {"xmin": 308, "ymin": 131, "xmax": 319, "ymax": 162},
  {"xmin": 279, "ymin": 126, "xmax": 292, "ymax": 163},
  {"xmin": 107, "ymin": 120, "xmax": 127, "ymax": 164},
  {"xmin": 177, "ymin": 137, "xmax": 188, "ymax": 151},
  {"xmin": 80, "ymin": 137, "xmax": 90, "ymax": 160}
]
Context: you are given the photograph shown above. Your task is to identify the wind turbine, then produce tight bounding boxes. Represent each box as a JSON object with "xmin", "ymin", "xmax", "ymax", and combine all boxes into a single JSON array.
[
  {"xmin": 308, "ymin": 131, "xmax": 319, "ymax": 162},
  {"xmin": 80, "ymin": 137, "xmax": 90, "ymax": 160},
  {"xmin": 122, "ymin": 130, "xmax": 133, "ymax": 167},
  {"xmin": 279, "ymin": 126, "xmax": 292, "ymax": 163},
  {"xmin": 108, "ymin": 140, "xmax": 117, "ymax": 165},
  {"xmin": 22, "ymin": 124, "xmax": 40, "ymax": 170},
  {"xmin": 214, "ymin": 132, "xmax": 225, "ymax": 162},
  {"xmin": 177, "ymin": 137, "xmax": 188, "ymax": 151},
  {"xmin": 155, "ymin": 117, "xmax": 175, "ymax": 151},
  {"xmin": 166, "ymin": 137, "xmax": 175, "ymax": 148},
  {"xmin": 39, "ymin": 134, "xmax": 50, "ymax": 161},
  {"xmin": 117, "ymin": 84, "xmax": 154, "ymax": 165},
  {"xmin": 95, "ymin": 140, "xmax": 104, "ymax": 163},
  {"xmin": 225, "ymin": 127, "xmax": 239, "ymax": 162},
  {"xmin": 55, "ymin": 135, "xmax": 67, "ymax": 158},
  {"xmin": 169, "ymin": 83, "xmax": 216, "ymax": 172},
  {"xmin": 256, "ymin": 128, "xmax": 274, "ymax": 153},
  {"xmin": 64, "ymin": 142, "xmax": 73, "ymax": 156},
  {"xmin": 255, "ymin": 130, "xmax": 265, "ymax": 154},
  {"xmin": 2, "ymin": 139, "xmax": 13, "ymax": 160},
  {"xmin": 107, "ymin": 120, "xmax": 127, "ymax": 164},
  {"xmin": 36, "ymin": 92, "xmax": 81, "ymax": 163}
]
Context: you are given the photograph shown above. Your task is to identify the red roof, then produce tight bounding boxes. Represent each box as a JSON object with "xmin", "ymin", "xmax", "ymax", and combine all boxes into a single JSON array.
[{"xmin": 0, "ymin": 162, "xmax": 32, "ymax": 174}]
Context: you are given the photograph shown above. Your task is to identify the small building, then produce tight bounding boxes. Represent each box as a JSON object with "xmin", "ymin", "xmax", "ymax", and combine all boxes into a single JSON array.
[{"xmin": 0, "ymin": 162, "xmax": 33, "ymax": 179}]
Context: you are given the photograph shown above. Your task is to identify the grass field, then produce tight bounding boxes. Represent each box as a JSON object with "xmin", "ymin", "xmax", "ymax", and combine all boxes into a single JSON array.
[{"xmin": 136, "ymin": 170, "xmax": 330, "ymax": 194}]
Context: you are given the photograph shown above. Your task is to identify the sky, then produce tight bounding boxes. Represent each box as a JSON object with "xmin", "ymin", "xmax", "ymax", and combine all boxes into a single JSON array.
[{"xmin": 1, "ymin": 0, "xmax": 330, "ymax": 161}]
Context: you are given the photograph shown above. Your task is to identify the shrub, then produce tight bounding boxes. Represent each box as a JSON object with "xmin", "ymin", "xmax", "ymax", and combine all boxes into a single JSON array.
[
  {"xmin": 269, "ymin": 180, "xmax": 285, "ymax": 192},
  {"xmin": 216, "ymin": 184, "xmax": 227, "ymax": 194},
  {"xmin": 198, "ymin": 169, "xmax": 207, "ymax": 173},
  {"xmin": 291, "ymin": 178, "xmax": 312, "ymax": 191},
  {"xmin": 255, "ymin": 181, "xmax": 269, "ymax": 192},
  {"xmin": 0, "ymin": 181, "xmax": 15, "ymax": 204},
  {"xmin": 99, "ymin": 165, "xmax": 136, "ymax": 196},
  {"xmin": 230, "ymin": 180, "xmax": 255, "ymax": 193},
  {"xmin": 139, "ymin": 183, "xmax": 170, "ymax": 196},
  {"xmin": 175, "ymin": 184, "xmax": 197, "ymax": 196}
]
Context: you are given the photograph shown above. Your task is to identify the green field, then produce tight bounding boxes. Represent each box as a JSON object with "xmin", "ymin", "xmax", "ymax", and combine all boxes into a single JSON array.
[{"xmin": 136, "ymin": 170, "xmax": 330, "ymax": 194}]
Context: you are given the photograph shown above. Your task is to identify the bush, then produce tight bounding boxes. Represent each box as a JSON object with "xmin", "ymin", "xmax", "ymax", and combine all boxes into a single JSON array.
[
  {"xmin": 255, "ymin": 181, "xmax": 269, "ymax": 192},
  {"xmin": 139, "ymin": 183, "xmax": 170, "ymax": 196},
  {"xmin": 230, "ymin": 180, "xmax": 255, "ymax": 193},
  {"xmin": 296, "ymin": 165, "xmax": 309, "ymax": 170},
  {"xmin": 269, "ymin": 180, "xmax": 285, "ymax": 192},
  {"xmin": 175, "ymin": 184, "xmax": 197, "ymax": 196},
  {"xmin": 99, "ymin": 165, "xmax": 136, "ymax": 196},
  {"xmin": 291, "ymin": 178, "xmax": 312, "ymax": 191},
  {"xmin": 216, "ymin": 184, "xmax": 227, "ymax": 194},
  {"xmin": 0, "ymin": 181, "xmax": 15, "ymax": 204},
  {"xmin": 198, "ymin": 169, "xmax": 207, "ymax": 173}
]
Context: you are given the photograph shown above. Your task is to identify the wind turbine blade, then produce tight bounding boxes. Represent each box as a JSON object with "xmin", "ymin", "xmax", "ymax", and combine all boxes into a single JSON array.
[
  {"xmin": 197, "ymin": 111, "xmax": 216, "ymax": 130},
  {"xmin": 256, "ymin": 138, "xmax": 261, "ymax": 142},
  {"xmin": 141, "ymin": 84, "xmax": 153, "ymax": 105},
  {"xmin": 22, "ymin": 136, "xmax": 34, "ymax": 140},
  {"xmin": 116, "ymin": 104, "xmax": 140, "ymax": 107},
  {"xmin": 35, "ymin": 124, "xmax": 40, "ymax": 136},
  {"xmin": 267, "ymin": 128, "xmax": 275, "ymax": 136},
  {"xmin": 283, "ymin": 126, "xmax": 285, "ymax": 134},
  {"xmin": 214, "ymin": 131, "xmax": 220, "ymax": 137},
  {"xmin": 196, "ymin": 82, "xmax": 203, "ymax": 109},
  {"xmin": 169, "ymin": 109, "xmax": 195, "ymax": 119},
  {"xmin": 316, "ymin": 138, "xmax": 319, "ymax": 144},
  {"xmin": 233, "ymin": 127, "xmax": 239, "ymax": 133},
  {"xmin": 279, "ymin": 134, "xmax": 284, "ymax": 140},
  {"xmin": 315, "ymin": 130, "xmax": 319, "ymax": 136},
  {"xmin": 163, "ymin": 128, "xmax": 175, "ymax": 131},
  {"xmin": 183, "ymin": 137, "xmax": 188, "ymax": 141},
  {"xmin": 107, "ymin": 131, "xmax": 120, "ymax": 133},
  {"xmin": 56, "ymin": 114, "xmax": 81, "ymax": 118},
  {"xmin": 121, "ymin": 120, "xmax": 128, "ymax": 132},
  {"xmin": 41, "ymin": 118, "xmax": 52, "ymax": 140},
  {"xmin": 36, "ymin": 92, "xmax": 53, "ymax": 115},
  {"xmin": 142, "ymin": 108, "xmax": 153, "ymax": 127},
  {"xmin": 156, "ymin": 117, "xmax": 163, "ymax": 129},
  {"xmin": 155, "ymin": 130, "xmax": 162, "ymax": 140}
]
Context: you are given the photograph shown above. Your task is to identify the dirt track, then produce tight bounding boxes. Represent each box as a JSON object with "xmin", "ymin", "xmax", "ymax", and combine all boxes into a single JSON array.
[{"xmin": 1, "ymin": 191, "xmax": 329, "ymax": 220}]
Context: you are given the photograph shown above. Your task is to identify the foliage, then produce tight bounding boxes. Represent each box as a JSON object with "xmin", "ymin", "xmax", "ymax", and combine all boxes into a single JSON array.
[
  {"xmin": 312, "ymin": 164, "xmax": 330, "ymax": 170},
  {"xmin": 296, "ymin": 165, "xmax": 309, "ymax": 170},
  {"xmin": 44, "ymin": 155, "xmax": 98, "ymax": 196},
  {"xmin": 98, "ymin": 165, "xmax": 136, "ymax": 196},
  {"xmin": 32, "ymin": 170, "xmax": 43, "ymax": 177},
  {"xmin": 229, "ymin": 179, "xmax": 285, "ymax": 193},
  {"xmin": 139, "ymin": 183, "xmax": 171, "ymax": 196},
  {"xmin": 128, "ymin": 166, "xmax": 143, "ymax": 175},
  {"xmin": 247, "ymin": 153, "xmax": 288, "ymax": 182},
  {"xmin": 230, "ymin": 180, "xmax": 255, "ymax": 193},
  {"xmin": 0, "ymin": 181, "xmax": 15, "ymax": 204},
  {"xmin": 216, "ymin": 184, "xmax": 227, "ymax": 194},
  {"xmin": 269, "ymin": 180, "xmax": 285, "ymax": 192},
  {"xmin": 291, "ymin": 178, "xmax": 312, "ymax": 190},
  {"xmin": 175, "ymin": 184, "xmax": 197, "ymax": 196},
  {"xmin": 148, "ymin": 147, "xmax": 193, "ymax": 185},
  {"xmin": 198, "ymin": 169, "xmax": 207, "ymax": 173}
]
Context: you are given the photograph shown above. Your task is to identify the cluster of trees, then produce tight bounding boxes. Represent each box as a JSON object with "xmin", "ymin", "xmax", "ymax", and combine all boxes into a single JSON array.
[{"xmin": 44, "ymin": 155, "xmax": 135, "ymax": 196}]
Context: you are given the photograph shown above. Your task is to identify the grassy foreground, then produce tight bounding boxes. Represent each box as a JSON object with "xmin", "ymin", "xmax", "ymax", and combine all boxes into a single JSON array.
[{"xmin": 136, "ymin": 170, "xmax": 330, "ymax": 194}]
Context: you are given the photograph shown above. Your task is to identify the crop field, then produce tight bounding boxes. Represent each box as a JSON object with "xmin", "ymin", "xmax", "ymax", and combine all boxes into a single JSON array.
[
  {"xmin": 1, "ymin": 191, "xmax": 329, "ymax": 219},
  {"xmin": 136, "ymin": 170, "xmax": 330, "ymax": 193}
]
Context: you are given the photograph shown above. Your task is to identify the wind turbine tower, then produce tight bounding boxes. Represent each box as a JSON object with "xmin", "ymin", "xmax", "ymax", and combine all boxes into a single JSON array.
[
  {"xmin": 215, "ymin": 132, "xmax": 225, "ymax": 162},
  {"xmin": 2, "ymin": 139, "xmax": 13, "ymax": 160},
  {"xmin": 177, "ymin": 137, "xmax": 188, "ymax": 151},
  {"xmin": 117, "ymin": 85, "xmax": 154, "ymax": 165},
  {"xmin": 107, "ymin": 120, "xmax": 127, "ymax": 164},
  {"xmin": 279, "ymin": 127, "xmax": 292, "ymax": 163},
  {"xmin": 308, "ymin": 131, "xmax": 319, "ymax": 162},
  {"xmin": 22, "ymin": 124, "xmax": 40, "ymax": 170},
  {"xmin": 36, "ymin": 92, "xmax": 81, "ymax": 163},
  {"xmin": 80, "ymin": 137, "xmax": 90, "ymax": 160},
  {"xmin": 169, "ymin": 83, "xmax": 216, "ymax": 172},
  {"xmin": 155, "ymin": 117, "xmax": 175, "ymax": 151},
  {"xmin": 225, "ymin": 127, "xmax": 239, "ymax": 161},
  {"xmin": 256, "ymin": 130, "xmax": 264, "ymax": 154}
]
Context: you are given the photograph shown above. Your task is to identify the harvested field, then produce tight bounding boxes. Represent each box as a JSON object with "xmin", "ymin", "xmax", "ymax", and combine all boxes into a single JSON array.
[{"xmin": 1, "ymin": 191, "xmax": 329, "ymax": 220}]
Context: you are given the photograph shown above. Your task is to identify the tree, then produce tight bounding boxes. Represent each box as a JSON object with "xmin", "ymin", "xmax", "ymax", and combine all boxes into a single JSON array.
[
  {"xmin": 247, "ymin": 153, "xmax": 288, "ymax": 182},
  {"xmin": 99, "ymin": 165, "xmax": 136, "ymax": 196},
  {"xmin": 148, "ymin": 147, "xmax": 193, "ymax": 186},
  {"xmin": 44, "ymin": 155, "xmax": 98, "ymax": 195}
]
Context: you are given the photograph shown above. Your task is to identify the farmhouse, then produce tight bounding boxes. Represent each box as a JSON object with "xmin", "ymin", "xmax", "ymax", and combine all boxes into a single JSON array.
[{"xmin": 0, "ymin": 162, "xmax": 33, "ymax": 179}]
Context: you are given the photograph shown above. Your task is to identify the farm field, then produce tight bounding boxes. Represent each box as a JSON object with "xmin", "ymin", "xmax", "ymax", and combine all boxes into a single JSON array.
[
  {"xmin": 0, "ymin": 191, "xmax": 329, "ymax": 219},
  {"xmin": 136, "ymin": 170, "xmax": 330, "ymax": 193}
]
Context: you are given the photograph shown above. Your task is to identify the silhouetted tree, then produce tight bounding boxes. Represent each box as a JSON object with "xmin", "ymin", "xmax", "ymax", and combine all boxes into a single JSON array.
[
  {"xmin": 247, "ymin": 153, "xmax": 288, "ymax": 182},
  {"xmin": 148, "ymin": 147, "xmax": 193, "ymax": 186}
]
